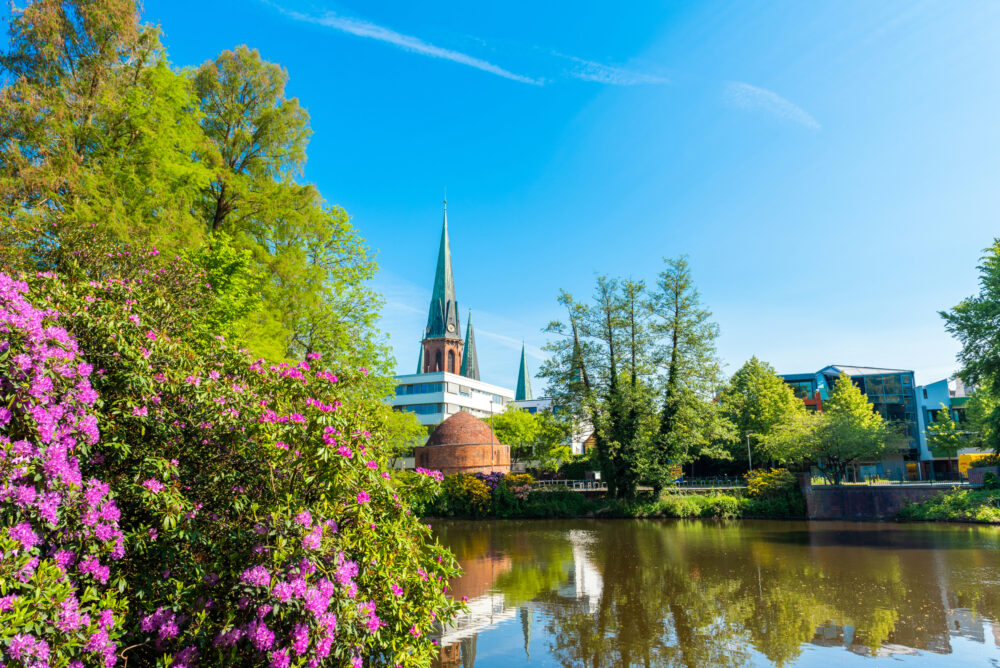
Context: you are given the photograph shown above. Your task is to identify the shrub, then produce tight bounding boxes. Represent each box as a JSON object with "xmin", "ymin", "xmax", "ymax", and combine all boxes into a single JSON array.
[
  {"xmin": 745, "ymin": 468, "xmax": 797, "ymax": 499},
  {"xmin": 2, "ymin": 268, "xmax": 461, "ymax": 666},
  {"xmin": 0, "ymin": 274, "xmax": 127, "ymax": 667}
]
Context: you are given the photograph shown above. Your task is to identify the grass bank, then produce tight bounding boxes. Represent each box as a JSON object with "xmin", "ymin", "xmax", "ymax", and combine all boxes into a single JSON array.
[{"xmin": 898, "ymin": 487, "xmax": 1000, "ymax": 523}]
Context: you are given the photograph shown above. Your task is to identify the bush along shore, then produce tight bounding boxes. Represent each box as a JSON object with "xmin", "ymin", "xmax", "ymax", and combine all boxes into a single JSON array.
[
  {"xmin": 410, "ymin": 468, "xmax": 807, "ymax": 521},
  {"xmin": 898, "ymin": 474, "xmax": 1000, "ymax": 523}
]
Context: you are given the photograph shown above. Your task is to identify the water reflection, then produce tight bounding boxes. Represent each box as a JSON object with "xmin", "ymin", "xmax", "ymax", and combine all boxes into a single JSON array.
[{"xmin": 431, "ymin": 520, "xmax": 1000, "ymax": 666}]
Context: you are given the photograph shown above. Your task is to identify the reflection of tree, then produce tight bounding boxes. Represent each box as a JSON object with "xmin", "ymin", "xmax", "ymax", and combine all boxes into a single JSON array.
[
  {"xmin": 546, "ymin": 521, "xmax": 752, "ymax": 667},
  {"xmin": 434, "ymin": 519, "xmax": 1000, "ymax": 666}
]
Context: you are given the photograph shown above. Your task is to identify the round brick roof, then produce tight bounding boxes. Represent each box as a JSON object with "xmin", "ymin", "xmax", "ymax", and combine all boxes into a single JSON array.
[{"xmin": 426, "ymin": 411, "xmax": 500, "ymax": 446}]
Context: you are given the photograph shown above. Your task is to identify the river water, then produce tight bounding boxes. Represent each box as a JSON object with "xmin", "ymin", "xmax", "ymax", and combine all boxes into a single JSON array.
[{"xmin": 430, "ymin": 519, "xmax": 1000, "ymax": 667}]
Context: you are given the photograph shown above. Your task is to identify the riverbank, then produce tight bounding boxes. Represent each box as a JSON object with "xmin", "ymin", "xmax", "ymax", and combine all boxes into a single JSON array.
[
  {"xmin": 420, "ymin": 488, "xmax": 807, "ymax": 520},
  {"xmin": 898, "ymin": 487, "xmax": 1000, "ymax": 523}
]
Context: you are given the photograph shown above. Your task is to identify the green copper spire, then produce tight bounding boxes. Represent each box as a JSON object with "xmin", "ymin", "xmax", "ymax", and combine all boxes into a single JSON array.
[
  {"xmin": 415, "ymin": 341, "xmax": 424, "ymax": 374},
  {"xmin": 515, "ymin": 343, "xmax": 533, "ymax": 401},
  {"xmin": 424, "ymin": 200, "xmax": 461, "ymax": 341},
  {"xmin": 459, "ymin": 310, "xmax": 480, "ymax": 380}
]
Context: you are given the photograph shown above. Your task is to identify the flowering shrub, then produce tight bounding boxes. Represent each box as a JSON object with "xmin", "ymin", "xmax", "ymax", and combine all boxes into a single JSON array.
[
  {"xmin": 420, "ymin": 473, "xmax": 536, "ymax": 518},
  {"xmin": 0, "ymin": 274, "xmax": 127, "ymax": 666},
  {"xmin": 2, "ymin": 264, "xmax": 462, "ymax": 667},
  {"xmin": 745, "ymin": 468, "xmax": 797, "ymax": 499}
]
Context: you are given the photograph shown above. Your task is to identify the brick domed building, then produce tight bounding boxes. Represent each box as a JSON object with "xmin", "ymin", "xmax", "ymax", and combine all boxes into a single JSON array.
[{"xmin": 414, "ymin": 411, "xmax": 510, "ymax": 475}]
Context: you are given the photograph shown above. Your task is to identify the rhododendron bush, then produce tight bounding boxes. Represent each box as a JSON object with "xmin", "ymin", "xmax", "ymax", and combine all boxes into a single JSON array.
[{"xmin": 1, "ymin": 261, "xmax": 460, "ymax": 667}]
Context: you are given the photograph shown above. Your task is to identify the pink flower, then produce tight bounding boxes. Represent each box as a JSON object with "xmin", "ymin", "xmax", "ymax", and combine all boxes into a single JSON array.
[
  {"xmin": 132, "ymin": 405, "xmax": 148, "ymax": 417},
  {"xmin": 142, "ymin": 478, "xmax": 165, "ymax": 494},
  {"xmin": 391, "ymin": 584, "xmax": 403, "ymax": 597},
  {"xmin": 366, "ymin": 460, "xmax": 377, "ymax": 469},
  {"xmin": 146, "ymin": 330, "xmax": 157, "ymax": 340},
  {"xmin": 337, "ymin": 445, "xmax": 353, "ymax": 459},
  {"xmin": 409, "ymin": 625, "xmax": 420, "ymax": 637},
  {"xmin": 356, "ymin": 491, "xmax": 370, "ymax": 504}
]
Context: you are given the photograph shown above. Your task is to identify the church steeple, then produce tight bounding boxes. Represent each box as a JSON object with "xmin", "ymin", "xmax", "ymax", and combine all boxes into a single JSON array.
[
  {"xmin": 515, "ymin": 343, "xmax": 533, "ymax": 401},
  {"xmin": 460, "ymin": 310, "xmax": 480, "ymax": 380},
  {"xmin": 424, "ymin": 200, "xmax": 461, "ymax": 341},
  {"xmin": 420, "ymin": 199, "xmax": 465, "ymax": 375},
  {"xmin": 415, "ymin": 341, "xmax": 424, "ymax": 375}
]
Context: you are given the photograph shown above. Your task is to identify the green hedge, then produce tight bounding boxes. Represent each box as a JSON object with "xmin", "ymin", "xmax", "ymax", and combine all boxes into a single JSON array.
[{"xmin": 898, "ymin": 488, "xmax": 1000, "ymax": 523}]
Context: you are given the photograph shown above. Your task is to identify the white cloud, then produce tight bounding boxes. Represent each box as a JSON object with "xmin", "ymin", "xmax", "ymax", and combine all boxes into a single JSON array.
[
  {"xmin": 561, "ymin": 54, "xmax": 669, "ymax": 86},
  {"xmin": 724, "ymin": 81, "xmax": 821, "ymax": 130},
  {"xmin": 265, "ymin": 2, "xmax": 543, "ymax": 85}
]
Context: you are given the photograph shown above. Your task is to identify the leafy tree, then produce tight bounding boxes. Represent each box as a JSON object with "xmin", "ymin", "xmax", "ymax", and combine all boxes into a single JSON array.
[
  {"xmin": 534, "ymin": 409, "xmax": 574, "ymax": 472},
  {"xmin": 965, "ymin": 382, "xmax": 1000, "ymax": 452},
  {"xmin": 759, "ymin": 411, "xmax": 822, "ymax": 467},
  {"xmin": 814, "ymin": 372, "xmax": 894, "ymax": 484},
  {"xmin": 941, "ymin": 239, "xmax": 1000, "ymax": 453},
  {"xmin": 649, "ymin": 257, "xmax": 733, "ymax": 490},
  {"xmin": 191, "ymin": 45, "xmax": 385, "ymax": 368},
  {"xmin": 926, "ymin": 403, "xmax": 966, "ymax": 476},
  {"xmin": 719, "ymin": 356, "xmax": 805, "ymax": 465},
  {"xmin": 383, "ymin": 408, "xmax": 429, "ymax": 468},
  {"xmin": 541, "ymin": 279, "xmax": 656, "ymax": 499},
  {"xmin": 0, "ymin": 0, "xmax": 215, "ymax": 263},
  {"xmin": 488, "ymin": 406, "xmax": 540, "ymax": 464}
]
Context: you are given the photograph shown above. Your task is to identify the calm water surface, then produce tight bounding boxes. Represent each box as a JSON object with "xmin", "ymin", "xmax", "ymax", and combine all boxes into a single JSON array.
[{"xmin": 430, "ymin": 519, "xmax": 1000, "ymax": 667}]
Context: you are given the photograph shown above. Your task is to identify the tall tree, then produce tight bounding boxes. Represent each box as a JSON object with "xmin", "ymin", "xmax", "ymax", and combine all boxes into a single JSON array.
[
  {"xmin": 813, "ymin": 372, "xmax": 895, "ymax": 484},
  {"xmin": 191, "ymin": 46, "xmax": 385, "ymax": 368},
  {"xmin": 540, "ymin": 280, "xmax": 656, "ymax": 498},
  {"xmin": 0, "ymin": 0, "xmax": 215, "ymax": 267},
  {"xmin": 925, "ymin": 403, "xmax": 966, "ymax": 477},
  {"xmin": 941, "ymin": 239, "xmax": 1000, "ymax": 454},
  {"xmin": 719, "ymin": 356, "xmax": 805, "ymax": 465},
  {"xmin": 649, "ymin": 257, "xmax": 733, "ymax": 490}
]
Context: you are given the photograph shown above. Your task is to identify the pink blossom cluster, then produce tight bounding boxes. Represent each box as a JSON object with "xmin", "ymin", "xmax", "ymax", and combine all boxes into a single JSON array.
[
  {"xmin": 415, "ymin": 467, "xmax": 445, "ymax": 482},
  {"xmin": 0, "ymin": 273, "xmax": 124, "ymax": 666}
]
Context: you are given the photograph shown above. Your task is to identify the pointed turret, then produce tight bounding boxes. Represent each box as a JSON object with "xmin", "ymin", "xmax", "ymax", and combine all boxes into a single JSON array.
[
  {"xmin": 515, "ymin": 343, "xmax": 533, "ymax": 401},
  {"xmin": 459, "ymin": 311, "xmax": 480, "ymax": 380},
  {"xmin": 424, "ymin": 201, "xmax": 461, "ymax": 341},
  {"xmin": 415, "ymin": 342, "xmax": 424, "ymax": 374}
]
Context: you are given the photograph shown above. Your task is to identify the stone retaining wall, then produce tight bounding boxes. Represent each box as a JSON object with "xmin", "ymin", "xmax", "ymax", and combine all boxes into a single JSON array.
[{"xmin": 798, "ymin": 474, "xmax": 963, "ymax": 520}]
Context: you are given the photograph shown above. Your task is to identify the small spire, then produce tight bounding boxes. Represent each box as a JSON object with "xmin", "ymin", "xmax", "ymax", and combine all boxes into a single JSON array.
[
  {"xmin": 516, "ymin": 342, "xmax": 533, "ymax": 401},
  {"xmin": 416, "ymin": 340, "xmax": 424, "ymax": 374},
  {"xmin": 460, "ymin": 310, "xmax": 480, "ymax": 381}
]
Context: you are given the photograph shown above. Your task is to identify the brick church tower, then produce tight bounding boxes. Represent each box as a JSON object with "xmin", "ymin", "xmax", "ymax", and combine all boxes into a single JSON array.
[{"xmin": 421, "ymin": 201, "xmax": 466, "ymax": 374}]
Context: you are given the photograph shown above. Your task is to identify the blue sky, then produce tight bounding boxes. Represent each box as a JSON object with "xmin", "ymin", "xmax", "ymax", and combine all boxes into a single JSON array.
[{"xmin": 56, "ymin": 1, "xmax": 1000, "ymax": 387}]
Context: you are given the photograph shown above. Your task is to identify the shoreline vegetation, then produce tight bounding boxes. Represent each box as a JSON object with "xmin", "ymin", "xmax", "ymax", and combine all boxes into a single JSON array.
[{"xmin": 413, "ymin": 470, "xmax": 1000, "ymax": 524}]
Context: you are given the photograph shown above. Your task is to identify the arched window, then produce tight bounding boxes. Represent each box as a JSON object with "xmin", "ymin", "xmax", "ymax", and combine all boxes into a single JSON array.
[
  {"xmin": 448, "ymin": 350, "xmax": 456, "ymax": 373},
  {"xmin": 435, "ymin": 351, "xmax": 442, "ymax": 372}
]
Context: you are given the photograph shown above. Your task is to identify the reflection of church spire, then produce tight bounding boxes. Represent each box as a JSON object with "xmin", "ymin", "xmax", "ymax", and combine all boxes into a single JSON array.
[
  {"xmin": 460, "ymin": 635, "xmax": 477, "ymax": 668},
  {"xmin": 520, "ymin": 607, "xmax": 532, "ymax": 660}
]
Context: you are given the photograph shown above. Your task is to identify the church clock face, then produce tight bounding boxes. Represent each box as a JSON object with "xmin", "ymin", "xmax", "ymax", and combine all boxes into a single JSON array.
[{"xmin": 447, "ymin": 324, "xmax": 456, "ymax": 333}]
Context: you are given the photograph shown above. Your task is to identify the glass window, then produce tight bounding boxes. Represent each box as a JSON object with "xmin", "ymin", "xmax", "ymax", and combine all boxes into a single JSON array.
[
  {"xmin": 784, "ymin": 380, "xmax": 813, "ymax": 399},
  {"xmin": 883, "ymin": 375, "xmax": 902, "ymax": 395},
  {"xmin": 401, "ymin": 403, "xmax": 441, "ymax": 415}
]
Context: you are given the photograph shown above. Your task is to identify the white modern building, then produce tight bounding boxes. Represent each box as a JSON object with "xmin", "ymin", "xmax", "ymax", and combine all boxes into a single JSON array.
[{"xmin": 391, "ymin": 371, "xmax": 513, "ymax": 427}]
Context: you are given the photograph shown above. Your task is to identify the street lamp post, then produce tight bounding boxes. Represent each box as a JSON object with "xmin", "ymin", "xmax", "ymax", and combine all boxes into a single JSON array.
[{"xmin": 746, "ymin": 433, "xmax": 753, "ymax": 471}]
